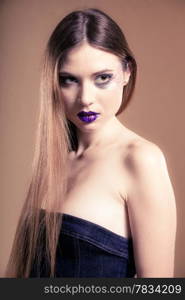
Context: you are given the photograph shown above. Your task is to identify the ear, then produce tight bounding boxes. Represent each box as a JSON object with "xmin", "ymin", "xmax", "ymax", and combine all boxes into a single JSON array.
[{"xmin": 123, "ymin": 69, "xmax": 131, "ymax": 86}]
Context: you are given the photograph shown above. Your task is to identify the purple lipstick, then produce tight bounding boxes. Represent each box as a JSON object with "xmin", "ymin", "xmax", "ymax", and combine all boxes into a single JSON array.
[{"xmin": 77, "ymin": 111, "xmax": 100, "ymax": 123}]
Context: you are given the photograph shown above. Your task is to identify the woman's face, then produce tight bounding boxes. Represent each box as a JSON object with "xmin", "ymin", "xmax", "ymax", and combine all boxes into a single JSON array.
[{"xmin": 59, "ymin": 42, "xmax": 130, "ymax": 131}]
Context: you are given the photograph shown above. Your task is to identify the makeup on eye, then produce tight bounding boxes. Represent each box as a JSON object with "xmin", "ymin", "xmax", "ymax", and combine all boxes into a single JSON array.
[
  {"xmin": 58, "ymin": 72, "xmax": 114, "ymax": 87},
  {"xmin": 95, "ymin": 74, "xmax": 113, "ymax": 84},
  {"xmin": 59, "ymin": 75, "xmax": 78, "ymax": 85}
]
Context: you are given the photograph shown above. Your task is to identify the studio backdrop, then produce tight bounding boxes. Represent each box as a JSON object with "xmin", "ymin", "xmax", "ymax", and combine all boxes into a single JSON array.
[{"xmin": 0, "ymin": 0, "xmax": 185, "ymax": 277}]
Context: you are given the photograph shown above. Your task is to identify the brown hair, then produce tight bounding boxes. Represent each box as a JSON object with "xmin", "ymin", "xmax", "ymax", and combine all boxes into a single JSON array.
[{"xmin": 5, "ymin": 8, "xmax": 137, "ymax": 277}]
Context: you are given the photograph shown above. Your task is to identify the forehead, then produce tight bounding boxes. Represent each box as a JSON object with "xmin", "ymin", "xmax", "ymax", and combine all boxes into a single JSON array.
[{"xmin": 60, "ymin": 42, "xmax": 122, "ymax": 73}]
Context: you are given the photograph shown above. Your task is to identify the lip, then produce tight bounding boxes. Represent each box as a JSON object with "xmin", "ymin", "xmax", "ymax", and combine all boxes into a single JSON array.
[
  {"xmin": 77, "ymin": 111, "xmax": 100, "ymax": 117},
  {"xmin": 78, "ymin": 114, "xmax": 100, "ymax": 123}
]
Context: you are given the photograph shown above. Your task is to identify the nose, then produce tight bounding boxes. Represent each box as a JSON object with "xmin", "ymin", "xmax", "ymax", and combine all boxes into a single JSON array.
[{"xmin": 77, "ymin": 81, "xmax": 95, "ymax": 107}]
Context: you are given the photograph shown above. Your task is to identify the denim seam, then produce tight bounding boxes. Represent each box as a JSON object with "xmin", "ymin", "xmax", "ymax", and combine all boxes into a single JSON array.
[{"xmin": 61, "ymin": 229, "xmax": 128, "ymax": 259}]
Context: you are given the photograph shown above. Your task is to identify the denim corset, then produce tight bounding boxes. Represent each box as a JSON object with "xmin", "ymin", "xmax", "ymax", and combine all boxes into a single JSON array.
[{"xmin": 30, "ymin": 211, "xmax": 136, "ymax": 278}]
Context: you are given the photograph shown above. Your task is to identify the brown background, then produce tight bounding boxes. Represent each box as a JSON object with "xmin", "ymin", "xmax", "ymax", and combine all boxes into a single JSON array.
[{"xmin": 0, "ymin": 0, "xmax": 184, "ymax": 277}]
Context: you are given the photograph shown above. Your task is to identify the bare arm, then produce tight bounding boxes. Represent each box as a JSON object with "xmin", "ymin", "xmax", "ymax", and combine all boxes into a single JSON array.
[{"xmin": 126, "ymin": 143, "xmax": 177, "ymax": 277}]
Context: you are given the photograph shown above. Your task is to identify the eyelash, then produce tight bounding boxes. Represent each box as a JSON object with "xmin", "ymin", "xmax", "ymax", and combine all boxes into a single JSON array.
[{"xmin": 59, "ymin": 74, "xmax": 113, "ymax": 87}]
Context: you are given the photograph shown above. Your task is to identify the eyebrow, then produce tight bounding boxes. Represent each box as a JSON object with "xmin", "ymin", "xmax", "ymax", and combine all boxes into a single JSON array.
[{"xmin": 59, "ymin": 69, "xmax": 114, "ymax": 77}]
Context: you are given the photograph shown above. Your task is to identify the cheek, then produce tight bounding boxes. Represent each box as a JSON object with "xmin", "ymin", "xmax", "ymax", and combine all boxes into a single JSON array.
[
  {"xmin": 60, "ymin": 89, "xmax": 75, "ymax": 112},
  {"xmin": 101, "ymin": 81, "xmax": 123, "ymax": 109},
  {"xmin": 105, "ymin": 79, "xmax": 123, "ymax": 96},
  {"xmin": 60, "ymin": 88, "xmax": 75, "ymax": 101}
]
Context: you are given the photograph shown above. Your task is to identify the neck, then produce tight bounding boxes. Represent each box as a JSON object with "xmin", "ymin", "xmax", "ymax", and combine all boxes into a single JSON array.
[{"xmin": 75, "ymin": 116, "xmax": 125, "ymax": 156}]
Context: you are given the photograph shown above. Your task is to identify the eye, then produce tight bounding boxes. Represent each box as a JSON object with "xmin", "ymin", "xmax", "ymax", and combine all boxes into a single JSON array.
[
  {"xmin": 59, "ymin": 75, "xmax": 78, "ymax": 86},
  {"xmin": 95, "ymin": 74, "xmax": 113, "ymax": 85}
]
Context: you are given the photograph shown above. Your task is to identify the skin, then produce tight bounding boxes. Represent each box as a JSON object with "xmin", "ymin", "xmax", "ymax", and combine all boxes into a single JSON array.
[
  {"xmin": 59, "ymin": 42, "xmax": 177, "ymax": 277},
  {"xmin": 59, "ymin": 42, "xmax": 131, "ymax": 154}
]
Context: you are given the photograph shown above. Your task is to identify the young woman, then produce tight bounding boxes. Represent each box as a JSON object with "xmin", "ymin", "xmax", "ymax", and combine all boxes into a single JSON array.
[{"xmin": 5, "ymin": 8, "xmax": 176, "ymax": 278}]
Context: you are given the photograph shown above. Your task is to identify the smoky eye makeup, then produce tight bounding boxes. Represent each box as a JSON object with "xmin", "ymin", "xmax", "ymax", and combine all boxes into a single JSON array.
[
  {"xmin": 58, "ymin": 75, "xmax": 78, "ymax": 86},
  {"xmin": 95, "ymin": 73, "xmax": 113, "ymax": 86},
  {"xmin": 58, "ymin": 72, "xmax": 114, "ymax": 87}
]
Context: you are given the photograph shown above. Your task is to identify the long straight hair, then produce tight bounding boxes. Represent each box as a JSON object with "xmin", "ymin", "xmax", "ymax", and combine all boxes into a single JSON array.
[{"xmin": 5, "ymin": 8, "xmax": 137, "ymax": 277}]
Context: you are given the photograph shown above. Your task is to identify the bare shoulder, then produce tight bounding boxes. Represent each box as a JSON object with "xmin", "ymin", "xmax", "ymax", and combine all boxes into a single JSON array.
[
  {"xmin": 122, "ymin": 134, "xmax": 176, "ymax": 277},
  {"xmin": 125, "ymin": 136, "xmax": 166, "ymax": 171},
  {"xmin": 122, "ymin": 133, "xmax": 170, "ymax": 201}
]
